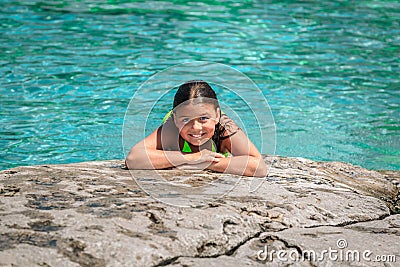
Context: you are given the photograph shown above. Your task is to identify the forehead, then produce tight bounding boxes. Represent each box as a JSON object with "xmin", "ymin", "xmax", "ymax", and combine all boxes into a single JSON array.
[{"xmin": 174, "ymin": 102, "xmax": 216, "ymax": 117}]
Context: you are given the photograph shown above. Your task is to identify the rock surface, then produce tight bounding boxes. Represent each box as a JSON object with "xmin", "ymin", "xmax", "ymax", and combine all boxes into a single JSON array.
[{"xmin": 0, "ymin": 156, "xmax": 399, "ymax": 266}]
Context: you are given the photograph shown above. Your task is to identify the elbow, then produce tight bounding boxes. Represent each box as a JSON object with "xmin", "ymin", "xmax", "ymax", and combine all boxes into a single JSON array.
[
  {"xmin": 125, "ymin": 153, "xmax": 138, "ymax": 170},
  {"xmin": 254, "ymin": 168, "xmax": 267, "ymax": 178},
  {"xmin": 252, "ymin": 157, "xmax": 267, "ymax": 177},
  {"xmin": 125, "ymin": 156, "xmax": 133, "ymax": 170},
  {"xmin": 240, "ymin": 156, "xmax": 267, "ymax": 177},
  {"xmin": 125, "ymin": 148, "xmax": 155, "ymax": 170}
]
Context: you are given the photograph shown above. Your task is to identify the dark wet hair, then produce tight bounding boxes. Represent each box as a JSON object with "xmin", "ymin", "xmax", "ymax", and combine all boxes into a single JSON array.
[
  {"xmin": 173, "ymin": 80, "xmax": 219, "ymax": 109},
  {"xmin": 173, "ymin": 80, "xmax": 225, "ymax": 152}
]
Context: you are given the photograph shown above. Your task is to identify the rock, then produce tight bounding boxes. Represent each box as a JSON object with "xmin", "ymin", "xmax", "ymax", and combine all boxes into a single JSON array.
[
  {"xmin": 0, "ymin": 156, "xmax": 399, "ymax": 266},
  {"xmin": 230, "ymin": 215, "xmax": 400, "ymax": 266}
]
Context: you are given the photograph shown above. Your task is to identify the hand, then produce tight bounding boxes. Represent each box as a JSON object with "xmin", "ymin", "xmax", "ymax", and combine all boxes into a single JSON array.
[{"xmin": 184, "ymin": 149, "xmax": 224, "ymax": 165}]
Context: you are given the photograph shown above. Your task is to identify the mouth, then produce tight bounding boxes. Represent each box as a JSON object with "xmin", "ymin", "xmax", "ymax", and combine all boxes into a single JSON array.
[{"xmin": 188, "ymin": 132, "xmax": 206, "ymax": 139}]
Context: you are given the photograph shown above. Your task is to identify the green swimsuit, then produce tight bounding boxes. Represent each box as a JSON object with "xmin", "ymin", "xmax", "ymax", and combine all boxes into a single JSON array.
[{"xmin": 162, "ymin": 111, "xmax": 229, "ymax": 157}]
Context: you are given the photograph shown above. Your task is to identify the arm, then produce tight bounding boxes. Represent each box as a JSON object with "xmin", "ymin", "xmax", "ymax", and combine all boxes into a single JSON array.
[
  {"xmin": 125, "ymin": 126, "xmax": 223, "ymax": 170},
  {"xmin": 207, "ymin": 130, "xmax": 267, "ymax": 177}
]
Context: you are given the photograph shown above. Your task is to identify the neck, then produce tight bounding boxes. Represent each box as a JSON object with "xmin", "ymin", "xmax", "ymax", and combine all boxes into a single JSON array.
[{"xmin": 179, "ymin": 135, "xmax": 213, "ymax": 152}]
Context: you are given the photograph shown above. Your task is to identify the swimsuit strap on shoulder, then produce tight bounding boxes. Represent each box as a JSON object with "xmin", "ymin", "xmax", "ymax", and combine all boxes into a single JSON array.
[
  {"xmin": 211, "ymin": 141, "xmax": 216, "ymax": 152},
  {"xmin": 162, "ymin": 110, "xmax": 173, "ymax": 123}
]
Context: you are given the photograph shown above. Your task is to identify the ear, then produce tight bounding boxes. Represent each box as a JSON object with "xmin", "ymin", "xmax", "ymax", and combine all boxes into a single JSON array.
[{"xmin": 215, "ymin": 107, "xmax": 221, "ymax": 123}]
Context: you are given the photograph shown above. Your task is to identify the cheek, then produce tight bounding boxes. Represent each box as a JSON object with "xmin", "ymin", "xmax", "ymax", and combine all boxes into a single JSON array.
[
  {"xmin": 179, "ymin": 124, "xmax": 190, "ymax": 135},
  {"xmin": 205, "ymin": 123, "xmax": 216, "ymax": 133}
]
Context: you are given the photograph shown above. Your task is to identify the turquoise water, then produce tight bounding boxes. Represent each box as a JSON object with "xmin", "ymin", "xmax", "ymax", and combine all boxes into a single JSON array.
[{"xmin": 1, "ymin": 0, "xmax": 399, "ymax": 170}]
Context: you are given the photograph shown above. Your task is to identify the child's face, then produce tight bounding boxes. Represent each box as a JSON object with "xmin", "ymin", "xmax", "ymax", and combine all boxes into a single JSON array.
[{"xmin": 173, "ymin": 102, "xmax": 220, "ymax": 146}]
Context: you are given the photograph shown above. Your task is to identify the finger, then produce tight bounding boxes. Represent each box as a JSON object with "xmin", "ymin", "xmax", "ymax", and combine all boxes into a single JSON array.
[{"xmin": 211, "ymin": 157, "xmax": 220, "ymax": 162}]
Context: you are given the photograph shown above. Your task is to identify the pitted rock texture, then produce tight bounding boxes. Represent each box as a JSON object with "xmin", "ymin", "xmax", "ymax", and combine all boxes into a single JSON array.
[{"xmin": 0, "ymin": 156, "xmax": 399, "ymax": 266}]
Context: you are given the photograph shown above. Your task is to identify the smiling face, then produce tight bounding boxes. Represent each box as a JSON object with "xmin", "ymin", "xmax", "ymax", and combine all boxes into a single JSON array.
[{"xmin": 173, "ymin": 101, "xmax": 220, "ymax": 146}]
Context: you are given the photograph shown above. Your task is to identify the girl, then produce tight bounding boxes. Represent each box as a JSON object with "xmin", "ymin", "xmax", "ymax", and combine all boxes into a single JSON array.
[{"xmin": 125, "ymin": 80, "xmax": 266, "ymax": 177}]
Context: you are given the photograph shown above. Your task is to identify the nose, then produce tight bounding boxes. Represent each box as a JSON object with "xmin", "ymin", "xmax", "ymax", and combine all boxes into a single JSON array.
[{"xmin": 192, "ymin": 119, "xmax": 202, "ymax": 130}]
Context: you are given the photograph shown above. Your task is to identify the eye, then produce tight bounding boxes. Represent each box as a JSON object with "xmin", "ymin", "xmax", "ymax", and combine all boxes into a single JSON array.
[
  {"xmin": 181, "ymin": 118, "xmax": 189, "ymax": 123},
  {"xmin": 199, "ymin": 116, "xmax": 209, "ymax": 122}
]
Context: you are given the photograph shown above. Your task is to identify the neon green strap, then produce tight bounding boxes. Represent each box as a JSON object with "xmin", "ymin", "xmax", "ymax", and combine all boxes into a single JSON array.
[
  {"xmin": 182, "ymin": 140, "xmax": 230, "ymax": 158},
  {"xmin": 162, "ymin": 110, "xmax": 173, "ymax": 123},
  {"xmin": 181, "ymin": 140, "xmax": 216, "ymax": 153},
  {"xmin": 182, "ymin": 140, "xmax": 192, "ymax": 153}
]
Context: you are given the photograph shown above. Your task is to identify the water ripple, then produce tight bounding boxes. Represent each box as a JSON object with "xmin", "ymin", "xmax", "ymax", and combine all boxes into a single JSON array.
[{"xmin": 1, "ymin": 0, "xmax": 399, "ymax": 170}]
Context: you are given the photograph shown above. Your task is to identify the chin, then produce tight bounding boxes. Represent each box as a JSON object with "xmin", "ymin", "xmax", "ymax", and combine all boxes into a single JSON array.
[
  {"xmin": 188, "ymin": 139, "xmax": 203, "ymax": 146},
  {"xmin": 186, "ymin": 137, "xmax": 210, "ymax": 146}
]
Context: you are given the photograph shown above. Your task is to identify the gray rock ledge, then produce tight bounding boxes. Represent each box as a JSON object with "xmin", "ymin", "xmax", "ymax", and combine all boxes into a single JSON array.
[{"xmin": 0, "ymin": 156, "xmax": 399, "ymax": 267}]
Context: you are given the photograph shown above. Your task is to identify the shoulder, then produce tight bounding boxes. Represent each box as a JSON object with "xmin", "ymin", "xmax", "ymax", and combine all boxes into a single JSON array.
[
  {"xmin": 219, "ymin": 114, "xmax": 241, "ymax": 138},
  {"xmin": 157, "ymin": 117, "xmax": 180, "ymax": 150}
]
